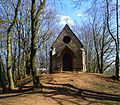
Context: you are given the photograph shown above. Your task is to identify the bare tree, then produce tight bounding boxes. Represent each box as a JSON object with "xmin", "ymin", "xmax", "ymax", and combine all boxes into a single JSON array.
[
  {"xmin": 73, "ymin": 1, "xmax": 115, "ymax": 73},
  {"xmin": 73, "ymin": 24, "xmax": 96, "ymax": 73},
  {"xmin": 105, "ymin": 0, "xmax": 119, "ymax": 80},
  {"xmin": 30, "ymin": 0, "xmax": 46, "ymax": 88},
  {"xmin": 6, "ymin": 0, "xmax": 21, "ymax": 90},
  {"xmin": 73, "ymin": 0, "xmax": 119, "ymax": 76},
  {"xmin": 36, "ymin": 5, "xmax": 60, "ymax": 70}
]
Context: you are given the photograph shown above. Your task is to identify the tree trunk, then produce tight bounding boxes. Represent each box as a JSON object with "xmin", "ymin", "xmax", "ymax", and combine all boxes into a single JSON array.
[
  {"xmin": 115, "ymin": 51, "xmax": 119, "ymax": 80},
  {"xmin": 18, "ymin": 28, "xmax": 21, "ymax": 80},
  {"xmin": 31, "ymin": 0, "xmax": 38, "ymax": 88},
  {"xmin": 106, "ymin": 0, "xmax": 119, "ymax": 80},
  {"xmin": 30, "ymin": 0, "xmax": 46, "ymax": 88},
  {"xmin": 7, "ymin": 0, "xmax": 21, "ymax": 90},
  {"xmin": 0, "ymin": 56, "xmax": 7, "ymax": 92},
  {"xmin": 7, "ymin": 32, "xmax": 15, "ymax": 89},
  {"xmin": 115, "ymin": 0, "xmax": 119, "ymax": 80},
  {"xmin": 12, "ymin": 46, "xmax": 17, "ymax": 82},
  {"xmin": 92, "ymin": 27, "xmax": 101, "ymax": 73}
]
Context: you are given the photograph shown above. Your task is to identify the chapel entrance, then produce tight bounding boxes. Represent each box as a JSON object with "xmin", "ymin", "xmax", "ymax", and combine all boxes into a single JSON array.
[{"xmin": 63, "ymin": 53, "xmax": 73, "ymax": 71}]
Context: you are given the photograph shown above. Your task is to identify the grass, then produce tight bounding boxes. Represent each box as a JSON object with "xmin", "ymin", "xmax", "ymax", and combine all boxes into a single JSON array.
[
  {"xmin": 93, "ymin": 81, "xmax": 120, "ymax": 94},
  {"xmin": 102, "ymin": 100, "xmax": 120, "ymax": 105}
]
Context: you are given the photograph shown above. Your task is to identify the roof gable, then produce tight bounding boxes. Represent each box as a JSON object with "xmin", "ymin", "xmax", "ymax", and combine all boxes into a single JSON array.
[{"xmin": 52, "ymin": 24, "xmax": 83, "ymax": 48}]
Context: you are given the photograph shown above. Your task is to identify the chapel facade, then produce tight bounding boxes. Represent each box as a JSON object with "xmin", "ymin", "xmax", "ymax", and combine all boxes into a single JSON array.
[{"xmin": 49, "ymin": 24, "xmax": 86, "ymax": 73}]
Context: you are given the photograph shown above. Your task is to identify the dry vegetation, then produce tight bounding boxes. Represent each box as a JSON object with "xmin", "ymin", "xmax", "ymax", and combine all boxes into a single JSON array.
[{"xmin": 0, "ymin": 72, "xmax": 120, "ymax": 105}]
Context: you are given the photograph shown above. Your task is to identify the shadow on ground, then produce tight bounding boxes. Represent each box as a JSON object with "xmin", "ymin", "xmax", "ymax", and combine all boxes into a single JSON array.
[{"xmin": 0, "ymin": 82, "xmax": 120, "ymax": 105}]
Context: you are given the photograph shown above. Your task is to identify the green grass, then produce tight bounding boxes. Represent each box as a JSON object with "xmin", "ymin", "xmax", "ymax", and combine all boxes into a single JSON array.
[
  {"xmin": 93, "ymin": 81, "xmax": 120, "ymax": 94},
  {"xmin": 101, "ymin": 100, "xmax": 120, "ymax": 105}
]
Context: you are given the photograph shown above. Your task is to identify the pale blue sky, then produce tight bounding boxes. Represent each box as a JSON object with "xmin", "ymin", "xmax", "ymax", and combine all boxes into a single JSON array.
[
  {"xmin": 47, "ymin": 0, "xmax": 94, "ymax": 27},
  {"xmin": 57, "ymin": 0, "xmax": 90, "ymax": 27}
]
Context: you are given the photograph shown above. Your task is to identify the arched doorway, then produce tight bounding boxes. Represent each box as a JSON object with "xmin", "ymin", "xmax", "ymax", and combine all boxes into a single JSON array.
[{"xmin": 63, "ymin": 53, "xmax": 73, "ymax": 71}]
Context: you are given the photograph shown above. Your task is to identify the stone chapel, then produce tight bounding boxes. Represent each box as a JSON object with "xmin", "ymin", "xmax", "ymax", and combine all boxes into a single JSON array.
[{"xmin": 49, "ymin": 24, "xmax": 86, "ymax": 73}]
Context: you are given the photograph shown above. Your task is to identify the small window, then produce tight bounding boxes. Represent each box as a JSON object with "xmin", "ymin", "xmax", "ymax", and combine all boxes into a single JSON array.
[{"xmin": 63, "ymin": 36, "xmax": 71, "ymax": 43}]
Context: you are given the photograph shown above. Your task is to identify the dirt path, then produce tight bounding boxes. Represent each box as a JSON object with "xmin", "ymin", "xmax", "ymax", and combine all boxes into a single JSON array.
[
  {"xmin": 0, "ymin": 85, "xmax": 101, "ymax": 105},
  {"xmin": 0, "ymin": 72, "xmax": 120, "ymax": 105}
]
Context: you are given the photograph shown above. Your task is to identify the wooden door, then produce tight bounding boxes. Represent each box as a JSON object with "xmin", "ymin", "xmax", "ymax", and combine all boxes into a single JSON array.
[{"xmin": 63, "ymin": 53, "xmax": 73, "ymax": 71}]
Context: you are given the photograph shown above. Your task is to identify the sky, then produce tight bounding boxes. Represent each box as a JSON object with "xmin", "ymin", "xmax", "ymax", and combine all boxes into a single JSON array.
[{"xmin": 57, "ymin": 0, "xmax": 89, "ymax": 27}]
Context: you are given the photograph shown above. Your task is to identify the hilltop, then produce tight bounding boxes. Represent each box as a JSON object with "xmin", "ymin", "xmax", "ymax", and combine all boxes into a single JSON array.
[{"xmin": 0, "ymin": 72, "xmax": 120, "ymax": 105}]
